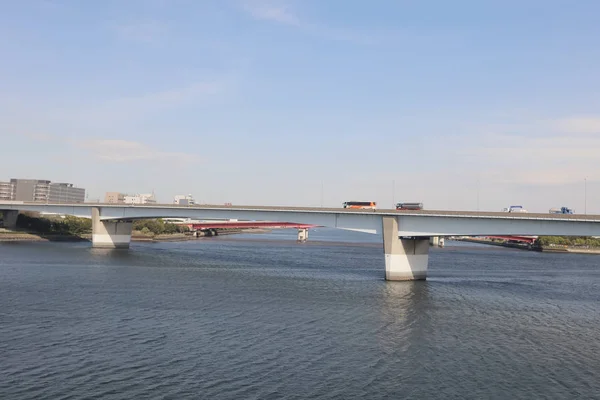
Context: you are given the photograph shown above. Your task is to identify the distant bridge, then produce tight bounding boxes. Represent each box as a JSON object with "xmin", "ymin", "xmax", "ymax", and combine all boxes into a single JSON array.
[
  {"xmin": 184, "ymin": 221, "xmax": 317, "ymax": 230},
  {"xmin": 483, "ymin": 235, "xmax": 538, "ymax": 244}
]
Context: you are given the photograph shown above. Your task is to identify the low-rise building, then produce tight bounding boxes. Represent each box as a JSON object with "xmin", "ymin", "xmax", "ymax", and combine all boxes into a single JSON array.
[
  {"xmin": 49, "ymin": 183, "xmax": 86, "ymax": 203},
  {"xmin": 11, "ymin": 179, "xmax": 51, "ymax": 202},
  {"xmin": 124, "ymin": 193, "xmax": 157, "ymax": 205},
  {"xmin": 104, "ymin": 192, "xmax": 125, "ymax": 204},
  {"xmin": 174, "ymin": 194, "xmax": 195, "ymax": 206}
]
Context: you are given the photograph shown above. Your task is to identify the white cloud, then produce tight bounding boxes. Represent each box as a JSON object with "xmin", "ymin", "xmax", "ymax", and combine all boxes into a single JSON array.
[
  {"xmin": 0, "ymin": 79, "xmax": 223, "ymax": 171},
  {"xmin": 239, "ymin": 0, "xmax": 379, "ymax": 45},
  {"xmin": 242, "ymin": 0, "xmax": 300, "ymax": 26},
  {"xmin": 33, "ymin": 0, "xmax": 70, "ymax": 12},
  {"xmin": 238, "ymin": 2, "xmax": 458, "ymax": 47},
  {"xmin": 458, "ymin": 121, "xmax": 600, "ymax": 186},
  {"xmin": 47, "ymin": 79, "xmax": 228, "ymax": 125},
  {"xmin": 75, "ymin": 139, "xmax": 202, "ymax": 164},
  {"xmin": 113, "ymin": 20, "xmax": 169, "ymax": 43},
  {"xmin": 20, "ymin": 132, "xmax": 55, "ymax": 141},
  {"xmin": 103, "ymin": 81, "xmax": 223, "ymax": 112},
  {"xmin": 553, "ymin": 117, "xmax": 600, "ymax": 134}
]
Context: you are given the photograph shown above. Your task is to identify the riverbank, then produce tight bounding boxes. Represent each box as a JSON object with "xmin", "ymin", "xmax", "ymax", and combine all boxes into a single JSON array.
[
  {"xmin": 0, "ymin": 231, "xmax": 90, "ymax": 242},
  {"xmin": 0, "ymin": 229, "xmax": 271, "ymax": 243},
  {"xmin": 452, "ymin": 237, "xmax": 600, "ymax": 255},
  {"xmin": 452, "ymin": 238, "xmax": 532, "ymax": 250},
  {"xmin": 538, "ymin": 245, "xmax": 600, "ymax": 254}
]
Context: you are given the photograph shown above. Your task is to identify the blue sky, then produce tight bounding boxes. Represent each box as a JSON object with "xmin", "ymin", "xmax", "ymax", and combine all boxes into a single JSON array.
[{"xmin": 1, "ymin": 0, "xmax": 599, "ymax": 212}]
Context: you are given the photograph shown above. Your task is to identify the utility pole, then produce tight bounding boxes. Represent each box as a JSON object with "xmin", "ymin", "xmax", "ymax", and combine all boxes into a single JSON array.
[
  {"xmin": 392, "ymin": 180, "xmax": 395, "ymax": 207},
  {"xmin": 477, "ymin": 178, "xmax": 480, "ymax": 211},
  {"xmin": 320, "ymin": 181, "xmax": 324, "ymax": 208},
  {"xmin": 585, "ymin": 177, "xmax": 587, "ymax": 215}
]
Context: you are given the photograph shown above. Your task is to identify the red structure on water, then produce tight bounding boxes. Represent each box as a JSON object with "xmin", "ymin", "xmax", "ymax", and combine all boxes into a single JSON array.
[
  {"xmin": 182, "ymin": 221, "xmax": 317, "ymax": 230},
  {"xmin": 484, "ymin": 235, "xmax": 537, "ymax": 244}
]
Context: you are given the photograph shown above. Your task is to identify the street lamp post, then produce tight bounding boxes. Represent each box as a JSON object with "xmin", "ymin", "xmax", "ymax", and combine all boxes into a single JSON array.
[
  {"xmin": 585, "ymin": 178, "xmax": 587, "ymax": 215},
  {"xmin": 477, "ymin": 178, "xmax": 480, "ymax": 212},
  {"xmin": 320, "ymin": 181, "xmax": 324, "ymax": 208}
]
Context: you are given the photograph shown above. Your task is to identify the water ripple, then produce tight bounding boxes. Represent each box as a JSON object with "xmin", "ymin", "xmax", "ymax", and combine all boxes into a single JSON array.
[{"xmin": 1, "ymin": 237, "xmax": 600, "ymax": 399}]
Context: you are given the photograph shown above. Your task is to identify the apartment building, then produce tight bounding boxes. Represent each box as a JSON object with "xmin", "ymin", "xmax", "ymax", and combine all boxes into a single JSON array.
[{"xmin": 0, "ymin": 179, "xmax": 86, "ymax": 203}]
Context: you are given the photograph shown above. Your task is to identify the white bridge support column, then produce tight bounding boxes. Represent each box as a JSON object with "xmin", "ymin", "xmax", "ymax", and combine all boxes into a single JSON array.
[
  {"xmin": 2, "ymin": 210, "xmax": 19, "ymax": 230},
  {"xmin": 429, "ymin": 236, "xmax": 445, "ymax": 247},
  {"xmin": 382, "ymin": 216, "xmax": 429, "ymax": 281},
  {"xmin": 91, "ymin": 207, "xmax": 132, "ymax": 249},
  {"xmin": 297, "ymin": 228, "xmax": 309, "ymax": 242}
]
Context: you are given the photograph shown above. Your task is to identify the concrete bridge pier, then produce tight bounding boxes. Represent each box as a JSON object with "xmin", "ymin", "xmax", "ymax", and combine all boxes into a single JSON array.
[
  {"xmin": 1, "ymin": 210, "xmax": 19, "ymax": 230},
  {"xmin": 92, "ymin": 207, "xmax": 132, "ymax": 249},
  {"xmin": 382, "ymin": 216, "xmax": 429, "ymax": 281},
  {"xmin": 199, "ymin": 229, "xmax": 218, "ymax": 237},
  {"xmin": 429, "ymin": 236, "xmax": 445, "ymax": 247},
  {"xmin": 297, "ymin": 228, "xmax": 309, "ymax": 242}
]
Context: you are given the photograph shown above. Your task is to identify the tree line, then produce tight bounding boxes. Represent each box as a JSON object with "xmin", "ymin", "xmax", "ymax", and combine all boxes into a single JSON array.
[
  {"xmin": 536, "ymin": 236, "xmax": 600, "ymax": 247},
  {"xmin": 132, "ymin": 219, "xmax": 189, "ymax": 235},
  {"xmin": 9, "ymin": 213, "xmax": 188, "ymax": 236},
  {"xmin": 16, "ymin": 214, "xmax": 92, "ymax": 235}
]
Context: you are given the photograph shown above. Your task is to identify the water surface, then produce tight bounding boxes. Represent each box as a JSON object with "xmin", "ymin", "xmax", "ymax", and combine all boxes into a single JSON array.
[{"xmin": 1, "ymin": 229, "xmax": 599, "ymax": 399}]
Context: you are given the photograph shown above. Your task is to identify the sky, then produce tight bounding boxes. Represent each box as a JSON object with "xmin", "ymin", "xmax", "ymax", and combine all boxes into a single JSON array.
[{"xmin": 1, "ymin": 0, "xmax": 599, "ymax": 213}]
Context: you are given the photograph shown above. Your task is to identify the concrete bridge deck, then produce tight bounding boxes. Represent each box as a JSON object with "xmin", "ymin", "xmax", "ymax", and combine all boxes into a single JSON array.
[{"xmin": 2, "ymin": 201, "xmax": 599, "ymax": 220}]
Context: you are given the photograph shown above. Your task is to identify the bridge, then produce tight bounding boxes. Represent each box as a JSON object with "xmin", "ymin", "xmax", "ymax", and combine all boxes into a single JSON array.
[
  {"xmin": 483, "ymin": 235, "xmax": 538, "ymax": 244},
  {"xmin": 1, "ymin": 202, "xmax": 599, "ymax": 281},
  {"xmin": 181, "ymin": 221, "xmax": 317, "ymax": 241},
  {"xmin": 184, "ymin": 221, "xmax": 316, "ymax": 230}
]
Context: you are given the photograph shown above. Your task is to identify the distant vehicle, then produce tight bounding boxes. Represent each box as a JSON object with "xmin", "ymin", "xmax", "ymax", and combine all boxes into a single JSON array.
[
  {"xmin": 504, "ymin": 205, "xmax": 528, "ymax": 213},
  {"xmin": 396, "ymin": 202, "xmax": 423, "ymax": 210},
  {"xmin": 343, "ymin": 201, "xmax": 377, "ymax": 210},
  {"xmin": 549, "ymin": 207, "xmax": 573, "ymax": 214}
]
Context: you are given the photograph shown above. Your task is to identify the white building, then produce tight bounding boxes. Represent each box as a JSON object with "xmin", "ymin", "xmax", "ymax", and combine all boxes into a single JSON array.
[
  {"xmin": 124, "ymin": 193, "xmax": 157, "ymax": 205},
  {"xmin": 174, "ymin": 194, "xmax": 195, "ymax": 206},
  {"xmin": 0, "ymin": 181, "xmax": 14, "ymax": 201}
]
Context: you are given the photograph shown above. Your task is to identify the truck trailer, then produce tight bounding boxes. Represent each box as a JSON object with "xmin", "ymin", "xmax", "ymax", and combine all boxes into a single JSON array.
[{"xmin": 549, "ymin": 207, "xmax": 574, "ymax": 214}]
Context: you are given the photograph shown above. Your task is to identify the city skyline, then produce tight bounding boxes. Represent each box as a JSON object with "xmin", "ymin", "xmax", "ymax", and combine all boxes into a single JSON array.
[{"xmin": 1, "ymin": 1, "xmax": 599, "ymax": 213}]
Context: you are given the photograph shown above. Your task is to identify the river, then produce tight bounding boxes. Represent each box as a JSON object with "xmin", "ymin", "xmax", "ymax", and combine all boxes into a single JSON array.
[{"xmin": 1, "ymin": 229, "xmax": 599, "ymax": 399}]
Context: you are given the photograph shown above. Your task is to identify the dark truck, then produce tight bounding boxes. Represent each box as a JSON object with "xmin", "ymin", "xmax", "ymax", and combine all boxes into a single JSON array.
[
  {"xmin": 396, "ymin": 202, "xmax": 423, "ymax": 210},
  {"xmin": 549, "ymin": 207, "xmax": 574, "ymax": 214}
]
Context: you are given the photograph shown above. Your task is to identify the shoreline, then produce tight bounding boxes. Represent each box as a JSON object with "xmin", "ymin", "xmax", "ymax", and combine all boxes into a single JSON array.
[
  {"xmin": 538, "ymin": 246, "xmax": 600, "ymax": 254},
  {"xmin": 452, "ymin": 238, "xmax": 532, "ymax": 251},
  {"xmin": 0, "ymin": 233, "xmax": 90, "ymax": 242},
  {"xmin": 0, "ymin": 229, "xmax": 270, "ymax": 243},
  {"xmin": 4, "ymin": 233, "xmax": 599, "ymax": 254},
  {"xmin": 452, "ymin": 238, "xmax": 600, "ymax": 255}
]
